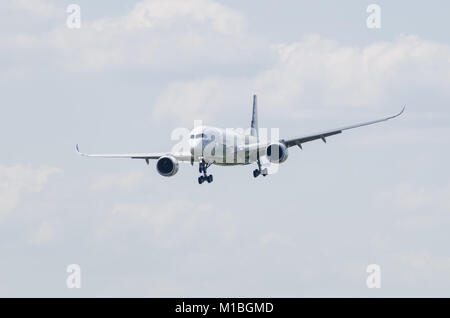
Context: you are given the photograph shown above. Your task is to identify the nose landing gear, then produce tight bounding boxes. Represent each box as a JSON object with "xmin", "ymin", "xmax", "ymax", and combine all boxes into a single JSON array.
[{"xmin": 198, "ymin": 160, "xmax": 213, "ymax": 184}]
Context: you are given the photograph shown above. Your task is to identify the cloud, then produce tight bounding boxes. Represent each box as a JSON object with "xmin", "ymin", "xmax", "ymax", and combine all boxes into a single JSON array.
[
  {"xmin": 3, "ymin": 1, "xmax": 450, "ymax": 121},
  {"xmin": 259, "ymin": 232, "xmax": 294, "ymax": 248},
  {"xmin": 0, "ymin": 165, "xmax": 62, "ymax": 218},
  {"xmin": 153, "ymin": 35, "xmax": 450, "ymax": 123},
  {"xmin": 258, "ymin": 35, "xmax": 450, "ymax": 109},
  {"xmin": 10, "ymin": 0, "xmax": 59, "ymax": 17},
  {"xmin": 91, "ymin": 171, "xmax": 145, "ymax": 190},
  {"xmin": 395, "ymin": 252, "xmax": 450, "ymax": 279},
  {"xmin": 153, "ymin": 78, "xmax": 226, "ymax": 125},
  {"xmin": 377, "ymin": 183, "xmax": 450, "ymax": 212},
  {"xmin": 1, "ymin": 0, "xmax": 450, "ymax": 297},
  {"xmin": 30, "ymin": 220, "xmax": 57, "ymax": 245},
  {"xmin": 96, "ymin": 200, "xmax": 236, "ymax": 248},
  {"xmin": 2, "ymin": 0, "xmax": 261, "ymax": 74},
  {"xmin": 374, "ymin": 183, "xmax": 450, "ymax": 232},
  {"xmin": 108, "ymin": 0, "xmax": 244, "ymax": 35}
]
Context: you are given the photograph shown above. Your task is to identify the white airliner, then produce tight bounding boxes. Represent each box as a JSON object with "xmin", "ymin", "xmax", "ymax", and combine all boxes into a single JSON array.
[{"xmin": 76, "ymin": 95, "xmax": 405, "ymax": 184}]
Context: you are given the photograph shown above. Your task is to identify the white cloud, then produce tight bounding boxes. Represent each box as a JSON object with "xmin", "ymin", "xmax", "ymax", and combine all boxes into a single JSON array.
[
  {"xmin": 374, "ymin": 183, "xmax": 450, "ymax": 232},
  {"xmin": 0, "ymin": 165, "xmax": 62, "ymax": 218},
  {"xmin": 3, "ymin": 1, "xmax": 450, "ymax": 118},
  {"xmin": 153, "ymin": 35, "xmax": 450, "ymax": 123},
  {"xmin": 375, "ymin": 183, "xmax": 450, "ymax": 213},
  {"xmin": 3, "ymin": 0, "xmax": 257, "ymax": 73},
  {"xmin": 110, "ymin": 0, "xmax": 244, "ymax": 35},
  {"xmin": 96, "ymin": 200, "xmax": 236, "ymax": 247},
  {"xmin": 91, "ymin": 171, "xmax": 145, "ymax": 190},
  {"xmin": 10, "ymin": 0, "xmax": 58, "ymax": 17},
  {"xmin": 1, "ymin": 0, "xmax": 450, "ymax": 297},
  {"xmin": 394, "ymin": 252, "xmax": 450, "ymax": 286},
  {"xmin": 153, "ymin": 78, "xmax": 225, "ymax": 125},
  {"xmin": 259, "ymin": 231, "xmax": 294, "ymax": 248},
  {"xmin": 30, "ymin": 221, "xmax": 56, "ymax": 245},
  {"xmin": 257, "ymin": 35, "xmax": 450, "ymax": 109}
]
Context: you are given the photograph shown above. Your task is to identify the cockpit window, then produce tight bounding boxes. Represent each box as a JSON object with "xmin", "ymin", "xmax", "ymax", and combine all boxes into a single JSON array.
[{"xmin": 191, "ymin": 133, "xmax": 211, "ymax": 139}]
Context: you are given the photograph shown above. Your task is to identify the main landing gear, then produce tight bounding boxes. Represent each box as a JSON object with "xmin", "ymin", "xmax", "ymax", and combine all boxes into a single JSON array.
[
  {"xmin": 253, "ymin": 153, "xmax": 268, "ymax": 178},
  {"xmin": 198, "ymin": 160, "xmax": 213, "ymax": 184},
  {"xmin": 253, "ymin": 168, "xmax": 268, "ymax": 178}
]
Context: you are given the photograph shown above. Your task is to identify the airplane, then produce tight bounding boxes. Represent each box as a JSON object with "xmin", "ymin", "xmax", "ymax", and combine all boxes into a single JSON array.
[{"xmin": 76, "ymin": 95, "xmax": 405, "ymax": 184}]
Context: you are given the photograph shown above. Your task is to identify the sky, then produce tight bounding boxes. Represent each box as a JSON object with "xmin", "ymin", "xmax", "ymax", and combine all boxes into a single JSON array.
[{"xmin": 0, "ymin": 0, "xmax": 449, "ymax": 297}]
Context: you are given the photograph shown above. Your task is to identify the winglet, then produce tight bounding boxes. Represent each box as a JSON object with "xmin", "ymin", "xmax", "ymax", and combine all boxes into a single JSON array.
[
  {"xmin": 387, "ymin": 105, "xmax": 406, "ymax": 121},
  {"xmin": 396, "ymin": 105, "xmax": 406, "ymax": 118},
  {"xmin": 75, "ymin": 144, "xmax": 84, "ymax": 156}
]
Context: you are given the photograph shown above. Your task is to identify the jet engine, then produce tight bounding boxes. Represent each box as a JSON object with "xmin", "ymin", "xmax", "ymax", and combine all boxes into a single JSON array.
[
  {"xmin": 266, "ymin": 143, "xmax": 288, "ymax": 163},
  {"xmin": 156, "ymin": 156, "xmax": 179, "ymax": 177}
]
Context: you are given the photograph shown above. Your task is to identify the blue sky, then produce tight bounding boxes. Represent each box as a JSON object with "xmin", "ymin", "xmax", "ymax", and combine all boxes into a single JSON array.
[{"xmin": 0, "ymin": 0, "xmax": 449, "ymax": 296}]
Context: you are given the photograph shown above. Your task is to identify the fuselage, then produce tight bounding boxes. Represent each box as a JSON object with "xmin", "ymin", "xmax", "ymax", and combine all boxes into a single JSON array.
[{"xmin": 188, "ymin": 125, "xmax": 259, "ymax": 165}]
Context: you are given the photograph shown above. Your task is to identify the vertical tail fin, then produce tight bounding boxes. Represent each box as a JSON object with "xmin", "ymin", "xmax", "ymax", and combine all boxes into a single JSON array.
[
  {"xmin": 251, "ymin": 94, "xmax": 262, "ymax": 171},
  {"xmin": 251, "ymin": 94, "xmax": 258, "ymax": 137}
]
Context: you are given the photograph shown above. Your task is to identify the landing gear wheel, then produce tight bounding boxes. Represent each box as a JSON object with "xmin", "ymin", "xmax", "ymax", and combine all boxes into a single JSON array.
[
  {"xmin": 253, "ymin": 169, "xmax": 260, "ymax": 178},
  {"xmin": 198, "ymin": 160, "xmax": 213, "ymax": 184},
  {"xmin": 261, "ymin": 168, "xmax": 268, "ymax": 177}
]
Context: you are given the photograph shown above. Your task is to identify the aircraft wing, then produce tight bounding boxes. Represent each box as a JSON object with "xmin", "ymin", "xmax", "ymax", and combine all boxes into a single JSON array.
[
  {"xmin": 281, "ymin": 106, "xmax": 405, "ymax": 148},
  {"xmin": 75, "ymin": 144, "xmax": 192, "ymax": 162}
]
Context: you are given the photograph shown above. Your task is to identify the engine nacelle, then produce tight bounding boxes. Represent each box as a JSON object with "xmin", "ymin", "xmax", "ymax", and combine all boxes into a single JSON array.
[
  {"xmin": 156, "ymin": 156, "xmax": 179, "ymax": 177},
  {"xmin": 266, "ymin": 143, "xmax": 288, "ymax": 163}
]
